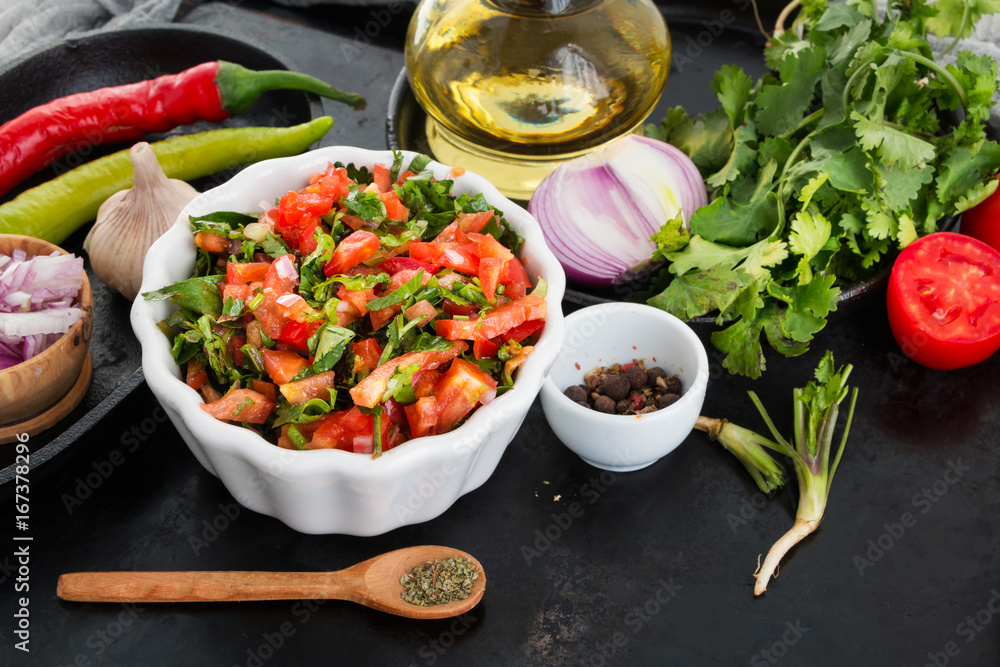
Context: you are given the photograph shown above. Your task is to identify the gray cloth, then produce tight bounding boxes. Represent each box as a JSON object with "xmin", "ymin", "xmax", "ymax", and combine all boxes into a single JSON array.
[{"xmin": 0, "ymin": 0, "xmax": 182, "ymax": 63}]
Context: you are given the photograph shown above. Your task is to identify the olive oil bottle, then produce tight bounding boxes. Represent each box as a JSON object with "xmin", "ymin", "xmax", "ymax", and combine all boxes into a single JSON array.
[{"xmin": 405, "ymin": 0, "xmax": 671, "ymax": 200}]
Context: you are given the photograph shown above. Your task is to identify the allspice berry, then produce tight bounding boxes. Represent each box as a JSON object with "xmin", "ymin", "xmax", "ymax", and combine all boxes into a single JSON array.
[
  {"xmin": 598, "ymin": 374, "xmax": 630, "ymax": 401},
  {"xmin": 624, "ymin": 365, "xmax": 647, "ymax": 391},
  {"xmin": 657, "ymin": 393, "xmax": 681, "ymax": 409},
  {"xmin": 564, "ymin": 385, "xmax": 588, "ymax": 403},
  {"xmin": 594, "ymin": 395, "xmax": 616, "ymax": 413}
]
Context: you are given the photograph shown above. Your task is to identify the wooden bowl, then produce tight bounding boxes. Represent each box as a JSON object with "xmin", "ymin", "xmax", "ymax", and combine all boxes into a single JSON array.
[{"xmin": 0, "ymin": 235, "xmax": 93, "ymax": 438}]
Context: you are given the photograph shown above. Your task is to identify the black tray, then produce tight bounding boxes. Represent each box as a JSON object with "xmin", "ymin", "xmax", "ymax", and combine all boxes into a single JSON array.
[{"xmin": 0, "ymin": 25, "xmax": 323, "ymax": 482}]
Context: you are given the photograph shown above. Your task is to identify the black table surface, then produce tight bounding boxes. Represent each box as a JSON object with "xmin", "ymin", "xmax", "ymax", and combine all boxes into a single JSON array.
[{"xmin": 4, "ymin": 2, "xmax": 1000, "ymax": 666}]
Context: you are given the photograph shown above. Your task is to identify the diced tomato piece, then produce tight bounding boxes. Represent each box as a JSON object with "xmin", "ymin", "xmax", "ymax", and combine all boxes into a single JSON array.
[
  {"xmin": 277, "ymin": 319, "xmax": 321, "ymax": 352},
  {"xmin": 227, "ymin": 334, "xmax": 247, "ymax": 368},
  {"xmin": 275, "ymin": 292, "xmax": 320, "ymax": 323},
  {"xmin": 250, "ymin": 379, "xmax": 278, "ymax": 403},
  {"xmin": 404, "ymin": 299, "xmax": 438, "ymax": 327},
  {"xmin": 373, "ymin": 163, "xmax": 392, "ymax": 192},
  {"xmin": 434, "ymin": 222, "xmax": 465, "ymax": 244},
  {"xmin": 395, "ymin": 170, "xmax": 417, "ymax": 184},
  {"xmin": 338, "ymin": 285, "xmax": 377, "ymax": 316},
  {"xmin": 310, "ymin": 406, "xmax": 373, "ymax": 452},
  {"xmin": 434, "ymin": 359, "xmax": 498, "ymax": 433},
  {"xmin": 297, "ymin": 219, "xmax": 322, "ymax": 255},
  {"xmin": 254, "ymin": 255, "xmax": 299, "ymax": 338},
  {"xmin": 310, "ymin": 164, "xmax": 352, "ymax": 201},
  {"xmin": 404, "ymin": 396, "xmax": 438, "ymax": 439},
  {"xmin": 200, "ymin": 388, "xmax": 274, "ymax": 424},
  {"xmin": 226, "ymin": 262, "xmax": 271, "ymax": 285},
  {"xmin": 409, "ymin": 241, "xmax": 479, "ymax": 274},
  {"xmin": 457, "ymin": 211, "xmax": 494, "ymax": 233},
  {"xmin": 412, "ymin": 369, "xmax": 441, "ymax": 398},
  {"xmin": 369, "ymin": 304, "xmax": 401, "ymax": 331},
  {"xmin": 479, "ymin": 256, "xmax": 505, "ymax": 303},
  {"xmin": 473, "ymin": 336, "xmax": 500, "ymax": 360},
  {"xmin": 379, "ymin": 257, "xmax": 440, "ymax": 275},
  {"xmin": 261, "ymin": 349, "xmax": 308, "ymax": 384},
  {"xmin": 351, "ymin": 338, "xmax": 383, "ymax": 376},
  {"xmin": 195, "ymin": 232, "xmax": 229, "ymax": 254},
  {"xmin": 436, "ymin": 295, "xmax": 546, "ymax": 341},
  {"xmin": 378, "ymin": 191, "xmax": 410, "ymax": 222},
  {"xmin": 502, "ymin": 318, "xmax": 544, "ymax": 343},
  {"xmin": 476, "ymin": 231, "xmax": 514, "ymax": 261},
  {"xmin": 185, "ymin": 358, "xmax": 208, "ymax": 390},
  {"xmin": 442, "ymin": 299, "xmax": 476, "ymax": 317},
  {"xmin": 350, "ymin": 342, "xmax": 468, "ymax": 408},
  {"xmin": 279, "ymin": 370, "xmax": 338, "ymax": 405},
  {"xmin": 275, "ymin": 190, "xmax": 333, "ymax": 244},
  {"xmin": 501, "ymin": 257, "xmax": 531, "ymax": 299},
  {"xmin": 324, "ymin": 230, "xmax": 381, "ymax": 277}
]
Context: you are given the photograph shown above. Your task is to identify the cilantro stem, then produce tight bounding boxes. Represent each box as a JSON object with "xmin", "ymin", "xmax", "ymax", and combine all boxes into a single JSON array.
[
  {"xmin": 941, "ymin": 3, "xmax": 972, "ymax": 58},
  {"xmin": 898, "ymin": 49, "xmax": 969, "ymax": 108},
  {"xmin": 777, "ymin": 108, "xmax": 824, "ymax": 141}
]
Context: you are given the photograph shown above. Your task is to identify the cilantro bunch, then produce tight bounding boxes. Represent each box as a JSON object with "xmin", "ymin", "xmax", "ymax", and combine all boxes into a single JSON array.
[{"xmin": 645, "ymin": 0, "xmax": 1000, "ymax": 377}]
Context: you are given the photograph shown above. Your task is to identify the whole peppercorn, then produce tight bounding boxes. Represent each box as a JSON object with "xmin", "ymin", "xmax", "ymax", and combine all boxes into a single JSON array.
[
  {"xmin": 646, "ymin": 366, "xmax": 668, "ymax": 387},
  {"xmin": 615, "ymin": 399, "xmax": 632, "ymax": 414},
  {"xmin": 657, "ymin": 393, "xmax": 681, "ymax": 409},
  {"xmin": 594, "ymin": 395, "xmax": 616, "ymax": 413},
  {"xmin": 624, "ymin": 365, "xmax": 647, "ymax": 391},
  {"xmin": 664, "ymin": 375, "xmax": 682, "ymax": 394},
  {"xmin": 598, "ymin": 374, "xmax": 630, "ymax": 401},
  {"xmin": 564, "ymin": 385, "xmax": 588, "ymax": 403}
]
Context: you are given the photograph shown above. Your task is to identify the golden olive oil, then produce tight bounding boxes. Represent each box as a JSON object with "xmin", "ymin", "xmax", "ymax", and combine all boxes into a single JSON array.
[{"xmin": 405, "ymin": 0, "xmax": 671, "ymax": 199}]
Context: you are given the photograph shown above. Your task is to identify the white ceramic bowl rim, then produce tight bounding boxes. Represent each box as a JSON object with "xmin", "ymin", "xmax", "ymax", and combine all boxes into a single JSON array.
[{"xmin": 132, "ymin": 146, "xmax": 566, "ymax": 483}]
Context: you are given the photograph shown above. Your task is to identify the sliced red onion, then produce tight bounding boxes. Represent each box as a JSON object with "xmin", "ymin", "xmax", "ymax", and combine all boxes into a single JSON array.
[
  {"xmin": 0, "ymin": 249, "xmax": 84, "ymax": 368},
  {"xmin": 529, "ymin": 134, "xmax": 707, "ymax": 287}
]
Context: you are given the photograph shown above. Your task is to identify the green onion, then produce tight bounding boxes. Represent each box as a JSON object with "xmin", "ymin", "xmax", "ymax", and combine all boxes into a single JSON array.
[{"xmin": 287, "ymin": 425, "xmax": 308, "ymax": 450}]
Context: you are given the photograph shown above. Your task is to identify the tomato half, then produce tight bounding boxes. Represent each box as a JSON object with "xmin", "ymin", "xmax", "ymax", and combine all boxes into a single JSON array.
[
  {"xmin": 960, "ymin": 177, "xmax": 1000, "ymax": 251},
  {"xmin": 886, "ymin": 232, "xmax": 1000, "ymax": 369}
]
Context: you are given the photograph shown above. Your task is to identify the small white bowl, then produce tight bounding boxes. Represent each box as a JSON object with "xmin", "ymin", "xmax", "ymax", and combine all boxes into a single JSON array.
[
  {"xmin": 539, "ymin": 303, "xmax": 708, "ymax": 472},
  {"xmin": 131, "ymin": 146, "xmax": 566, "ymax": 535}
]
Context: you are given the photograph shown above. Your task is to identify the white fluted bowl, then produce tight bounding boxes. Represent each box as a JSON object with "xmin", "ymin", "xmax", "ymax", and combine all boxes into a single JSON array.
[{"xmin": 131, "ymin": 147, "xmax": 566, "ymax": 535}]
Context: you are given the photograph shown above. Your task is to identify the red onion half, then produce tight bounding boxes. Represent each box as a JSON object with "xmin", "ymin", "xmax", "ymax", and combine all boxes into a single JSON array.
[{"xmin": 529, "ymin": 134, "xmax": 707, "ymax": 287}]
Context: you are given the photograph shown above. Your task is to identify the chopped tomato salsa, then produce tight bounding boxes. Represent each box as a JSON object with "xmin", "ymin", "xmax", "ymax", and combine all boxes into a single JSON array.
[{"xmin": 153, "ymin": 152, "xmax": 545, "ymax": 457}]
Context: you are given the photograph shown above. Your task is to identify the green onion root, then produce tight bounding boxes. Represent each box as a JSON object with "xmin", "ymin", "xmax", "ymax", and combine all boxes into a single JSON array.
[{"xmin": 753, "ymin": 516, "xmax": 819, "ymax": 595}]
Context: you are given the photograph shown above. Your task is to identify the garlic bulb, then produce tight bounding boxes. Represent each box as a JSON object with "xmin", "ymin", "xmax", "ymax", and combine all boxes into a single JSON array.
[{"xmin": 83, "ymin": 142, "xmax": 199, "ymax": 300}]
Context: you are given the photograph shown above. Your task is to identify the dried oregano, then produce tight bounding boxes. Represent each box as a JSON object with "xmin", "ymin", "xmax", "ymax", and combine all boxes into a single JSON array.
[{"xmin": 400, "ymin": 557, "xmax": 479, "ymax": 606}]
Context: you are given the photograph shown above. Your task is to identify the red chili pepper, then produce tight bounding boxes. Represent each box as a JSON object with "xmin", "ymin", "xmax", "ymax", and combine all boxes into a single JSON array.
[{"xmin": 0, "ymin": 61, "xmax": 365, "ymax": 198}]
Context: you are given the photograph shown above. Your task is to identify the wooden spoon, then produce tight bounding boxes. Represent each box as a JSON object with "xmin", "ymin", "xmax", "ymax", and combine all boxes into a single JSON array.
[{"xmin": 57, "ymin": 545, "xmax": 484, "ymax": 620}]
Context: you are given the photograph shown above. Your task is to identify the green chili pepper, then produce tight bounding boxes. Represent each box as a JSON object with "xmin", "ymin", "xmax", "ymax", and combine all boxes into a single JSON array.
[{"xmin": 0, "ymin": 116, "xmax": 334, "ymax": 244}]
